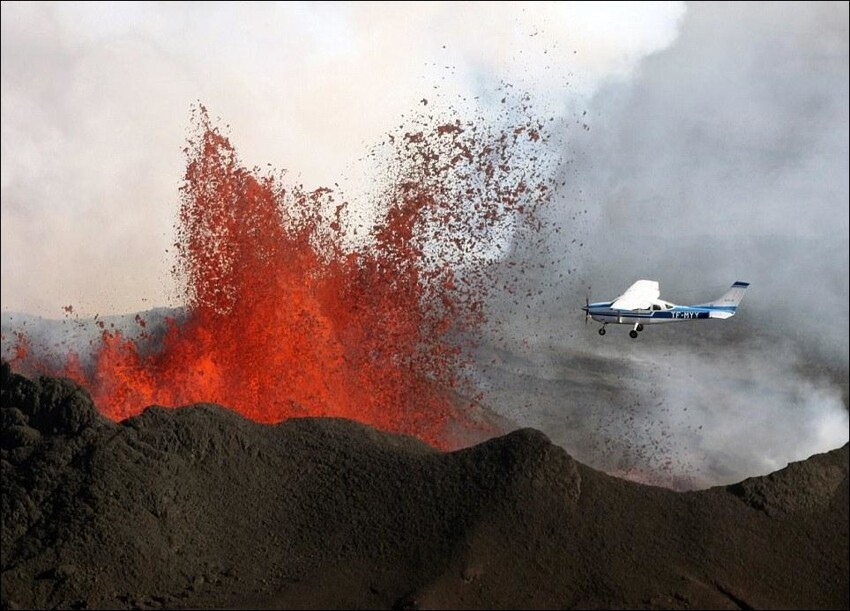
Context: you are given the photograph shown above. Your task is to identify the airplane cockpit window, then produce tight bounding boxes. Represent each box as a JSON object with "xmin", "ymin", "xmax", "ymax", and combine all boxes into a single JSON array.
[{"xmin": 652, "ymin": 304, "xmax": 661, "ymax": 311}]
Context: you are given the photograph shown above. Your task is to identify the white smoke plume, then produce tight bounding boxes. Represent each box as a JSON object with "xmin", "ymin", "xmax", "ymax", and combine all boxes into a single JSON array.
[{"xmin": 1, "ymin": 1, "xmax": 683, "ymax": 316}]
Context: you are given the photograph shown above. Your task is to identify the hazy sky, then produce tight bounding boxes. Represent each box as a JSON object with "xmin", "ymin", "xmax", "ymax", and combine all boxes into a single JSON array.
[{"xmin": 2, "ymin": 1, "xmax": 685, "ymax": 316}]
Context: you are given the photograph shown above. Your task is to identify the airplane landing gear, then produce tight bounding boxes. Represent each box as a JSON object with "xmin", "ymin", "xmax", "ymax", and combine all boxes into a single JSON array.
[
  {"xmin": 629, "ymin": 330, "xmax": 639, "ymax": 338},
  {"xmin": 636, "ymin": 324, "xmax": 644, "ymax": 332},
  {"xmin": 598, "ymin": 327, "xmax": 607, "ymax": 336}
]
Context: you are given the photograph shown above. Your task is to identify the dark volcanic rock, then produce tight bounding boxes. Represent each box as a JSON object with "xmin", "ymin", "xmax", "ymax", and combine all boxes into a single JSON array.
[{"xmin": 1, "ymin": 363, "xmax": 847, "ymax": 609}]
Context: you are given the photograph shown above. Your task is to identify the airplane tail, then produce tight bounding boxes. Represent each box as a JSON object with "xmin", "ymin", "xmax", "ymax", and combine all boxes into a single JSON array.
[{"xmin": 697, "ymin": 281, "xmax": 749, "ymax": 318}]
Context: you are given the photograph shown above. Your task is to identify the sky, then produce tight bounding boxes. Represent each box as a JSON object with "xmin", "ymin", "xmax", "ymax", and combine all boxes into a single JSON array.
[{"xmin": 1, "ymin": 0, "xmax": 685, "ymax": 316}]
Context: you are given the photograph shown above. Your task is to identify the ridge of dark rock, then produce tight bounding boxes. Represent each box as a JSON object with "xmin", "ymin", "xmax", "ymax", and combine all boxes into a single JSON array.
[{"xmin": 2, "ymin": 363, "xmax": 847, "ymax": 609}]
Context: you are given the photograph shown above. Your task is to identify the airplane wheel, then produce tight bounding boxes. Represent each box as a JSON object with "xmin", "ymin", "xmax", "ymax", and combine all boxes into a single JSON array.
[
  {"xmin": 629, "ymin": 330, "xmax": 638, "ymax": 338},
  {"xmin": 636, "ymin": 324, "xmax": 644, "ymax": 332},
  {"xmin": 598, "ymin": 328, "xmax": 606, "ymax": 336}
]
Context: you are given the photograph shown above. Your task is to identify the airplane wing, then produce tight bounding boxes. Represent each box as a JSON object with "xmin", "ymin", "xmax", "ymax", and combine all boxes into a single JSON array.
[{"xmin": 610, "ymin": 280, "xmax": 660, "ymax": 310}]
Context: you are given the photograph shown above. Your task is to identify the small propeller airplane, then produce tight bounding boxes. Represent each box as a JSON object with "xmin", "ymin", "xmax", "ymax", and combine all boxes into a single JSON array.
[{"xmin": 583, "ymin": 280, "xmax": 749, "ymax": 338}]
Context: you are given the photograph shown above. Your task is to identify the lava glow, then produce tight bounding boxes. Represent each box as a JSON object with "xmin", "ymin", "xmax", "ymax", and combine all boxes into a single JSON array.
[{"xmin": 9, "ymin": 103, "xmax": 554, "ymax": 448}]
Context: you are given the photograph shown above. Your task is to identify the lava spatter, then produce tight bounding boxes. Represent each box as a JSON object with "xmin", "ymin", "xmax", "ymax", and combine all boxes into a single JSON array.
[{"xmin": 12, "ymin": 101, "xmax": 556, "ymax": 448}]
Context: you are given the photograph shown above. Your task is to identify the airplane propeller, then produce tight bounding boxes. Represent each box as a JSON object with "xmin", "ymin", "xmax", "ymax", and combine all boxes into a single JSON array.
[{"xmin": 584, "ymin": 294, "xmax": 589, "ymax": 325}]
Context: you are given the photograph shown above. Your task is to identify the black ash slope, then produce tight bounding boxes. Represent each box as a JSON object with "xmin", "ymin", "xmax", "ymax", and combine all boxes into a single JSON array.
[{"xmin": 1, "ymin": 362, "xmax": 847, "ymax": 610}]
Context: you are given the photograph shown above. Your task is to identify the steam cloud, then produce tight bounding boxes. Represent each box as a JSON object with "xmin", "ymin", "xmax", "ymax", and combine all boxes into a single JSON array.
[
  {"xmin": 2, "ymin": 2, "xmax": 847, "ymax": 488},
  {"xmin": 483, "ymin": 1, "xmax": 849, "ymax": 487},
  {"xmin": 1, "ymin": 1, "xmax": 683, "ymax": 315}
]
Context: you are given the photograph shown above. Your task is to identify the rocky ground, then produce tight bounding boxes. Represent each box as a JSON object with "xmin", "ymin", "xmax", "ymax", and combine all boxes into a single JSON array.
[{"xmin": 1, "ymin": 361, "xmax": 847, "ymax": 609}]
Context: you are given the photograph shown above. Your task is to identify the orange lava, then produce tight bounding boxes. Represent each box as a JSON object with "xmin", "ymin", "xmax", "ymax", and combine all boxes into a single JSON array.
[{"xmin": 10, "ymin": 103, "xmax": 553, "ymax": 448}]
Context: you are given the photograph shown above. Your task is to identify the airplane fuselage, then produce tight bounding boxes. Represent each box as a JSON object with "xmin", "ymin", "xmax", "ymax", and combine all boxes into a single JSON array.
[{"xmin": 585, "ymin": 302, "xmax": 736, "ymax": 325}]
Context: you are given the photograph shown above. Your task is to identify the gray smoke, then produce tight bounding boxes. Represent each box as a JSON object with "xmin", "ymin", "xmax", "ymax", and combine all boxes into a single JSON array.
[
  {"xmin": 577, "ymin": 1, "xmax": 849, "ymax": 353},
  {"xmin": 479, "ymin": 1, "xmax": 849, "ymax": 489}
]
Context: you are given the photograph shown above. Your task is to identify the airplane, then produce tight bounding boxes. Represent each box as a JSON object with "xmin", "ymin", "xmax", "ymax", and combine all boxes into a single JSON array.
[{"xmin": 583, "ymin": 280, "xmax": 749, "ymax": 338}]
